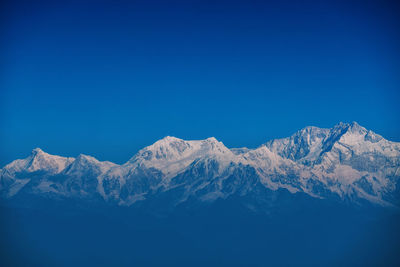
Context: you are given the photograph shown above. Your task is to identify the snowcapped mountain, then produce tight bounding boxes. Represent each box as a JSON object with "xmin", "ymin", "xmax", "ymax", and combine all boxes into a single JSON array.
[
  {"xmin": 125, "ymin": 136, "xmax": 234, "ymax": 179},
  {"xmin": 2, "ymin": 148, "xmax": 74, "ymax": 175},
  {"xmin": 1, "ymin": 122, "xmax": 399, "ymax": 209}
]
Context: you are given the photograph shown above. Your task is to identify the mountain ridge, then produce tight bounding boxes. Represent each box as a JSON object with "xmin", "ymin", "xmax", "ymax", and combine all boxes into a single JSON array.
[{"xmin": 1, "ymin": 122, "xmax": 399, "ymax": 209}]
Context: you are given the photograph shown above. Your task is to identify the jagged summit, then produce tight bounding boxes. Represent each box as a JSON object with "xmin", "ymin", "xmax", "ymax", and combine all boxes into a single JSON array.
[
  {"xmin": 124, "ymin": 135, "xmax": 232, "ymax": 179},
  {"xmin": 130, "ymin": 136, "xmax": 228, "ymax": 161},
  {"xmin": 148, "ymin": 136, "xmax": 220, "ymax": 145},
  {"xmin": 75, "ymin": 154, "xmax": 99, "ymax": 162},
  {"xmin": 62, "ymin": 154, "xmax": 117, "ymax": 178},
  {"xmin": 331, "ymin": 121, "xmax": 367, "ymax": 135},
  {"xmin": 2, "ymin": 148, "xmax": 75, "ymax": 175},
  {"xmin": 264, "ymin": 121, "xmax": 385, "ymax": 164},
  {"xmin": 72, "ymin": 154, "xmax": 116, "ymax": 167},
  {"xmin": 31, "ymin": 147, "xmax": 45, "ymax": 155},
  {"xmin": 158, "ymin": 136, "xmax": 183, "ymax": 142},
  {"xmin": 1, "ymin": 122, "xmax": 399, "ymax": 208},
  {"xmin": 265, "ymin": 125, "xmax": 330, "ymax": 162}
]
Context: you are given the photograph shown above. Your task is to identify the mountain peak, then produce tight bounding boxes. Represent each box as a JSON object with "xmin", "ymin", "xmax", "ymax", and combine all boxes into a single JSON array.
[
  {"xmin": 136, "ymin": 136, "xmax": 227, "ymax": 161},
  {"xmin": 333, "ymin": 121, "xmax": 366, "ymax": 132},
  {"xmin": 348, "ymin": 121, "xmax": 367, "ymax": 132},
  {"xmin": 125, "ymin": 136, "xmax": 232, "ymax": 179},
  {"xmin": 160, "ymin": 136, "xmax": 182, "ymax": 142},
  {"xmin": 326, "ymin": 122, "xmax": 368, "ymax": 144},
  {"xmin": 10, "ymin": 149, "xmax": 75, "ymax": 174},
  {"xmin": 76, "ymin": 154, "xmax": 98, "ymax": 162},
  {"xmin": 31, "ymin": 147, "xmax": 46, "ymax": 156},
  {"xmin": 264, "ymin": 125, "xmax": 330, "ymax": 162},
  {"xmin": 1, "ymin": 122, "xmax": 399, "ymax": 207},
  {"xmin": 205, "ymin": 136, "xmax": 220, "ymax": 143},
  {"xmin": 62, "ymin": 154, "xmax": 117, "ymax": 176}
]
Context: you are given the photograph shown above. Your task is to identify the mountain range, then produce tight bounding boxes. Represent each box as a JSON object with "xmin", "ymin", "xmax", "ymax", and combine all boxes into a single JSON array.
[{"xmin": 1, "ymin": 121, "xmax": 400, "ymax": 210}]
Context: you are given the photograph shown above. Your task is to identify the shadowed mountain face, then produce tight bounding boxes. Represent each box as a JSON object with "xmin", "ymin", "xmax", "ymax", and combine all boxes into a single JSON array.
[{"xmin": 1, "ymin": 122, "xmax": 400, "ymax": 209}]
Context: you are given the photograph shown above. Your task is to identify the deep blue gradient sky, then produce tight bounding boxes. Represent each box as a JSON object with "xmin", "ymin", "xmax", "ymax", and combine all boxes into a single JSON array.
[{"xmin": 1, "ymin": 0, "xmax": 399, "ymax": 165}]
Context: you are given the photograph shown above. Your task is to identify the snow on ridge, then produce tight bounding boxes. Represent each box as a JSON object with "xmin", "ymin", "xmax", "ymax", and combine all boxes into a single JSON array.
[
  {"xmin": 124, "ymin": 135, "xmax": 235, "ymax": 179},
  {"xmin": 4, "ymin": 121, "xmax": 393, "ymax": 172},
  {"xmin": 2, "ymin": 148, "xmax": 75, "ymax": 175},
  {"xmin": 1, "ymin": 122, "xmax": 399, "ymax": 207}
]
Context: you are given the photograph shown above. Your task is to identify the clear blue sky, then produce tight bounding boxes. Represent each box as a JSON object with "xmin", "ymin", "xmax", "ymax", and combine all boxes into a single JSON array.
[{"xmin": 1, "ymin": 0, "xmax": 399, "ymax": 165}]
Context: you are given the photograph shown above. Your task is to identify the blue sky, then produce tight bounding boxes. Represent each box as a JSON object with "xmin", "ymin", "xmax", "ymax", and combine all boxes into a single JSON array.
[{"xmin": 1, "ymin": 0, "xmax": 399, "ymax": 165}]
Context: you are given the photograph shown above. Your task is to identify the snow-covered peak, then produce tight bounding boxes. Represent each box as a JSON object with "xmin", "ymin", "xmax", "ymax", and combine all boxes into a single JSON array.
[
  {"xmin": 265, "ymin": 125, "xmax": 330, "ymax": 162},
  {"xmin": 126, "ymin": 136, "xmax": 233, "ymax": 178},
  {"xmin": 76, "ymin": 154, "xmax": 100, "ymax": 163},
  {"xmin": 63, "ymin": 154, "xmax": 117, "ymax": 175},
  {"xmin": 131, "ymin": 136, "xmax": 193, "ymax": 161},
  {"xmin": 264, "ymin": 121, "xmax": 396, "ymax": 165},
  {"xmin": 3, "ymin": 148, "xmax": 75, "ymax": 175},
  {"xmin": 1, "ymin": 122, "xmax": 399, "ymax": 208},
  {"xmin": 130, "ymin": 136, "xmax": 230, "ymax": 161},
  {"xmin": 157, "ymin": 136, "xmax": 182, "ymax": 143},
  {"xmin": 31, "ymin": 147, "xmax": 45, "ymax": 156},
  {"xmin": 76, "ymin": 154, "xmax": 117, "ymax": 167},
  {"xmin": 349, "ymin": 121, "xmax": 366, "ymax": 132},
  {"xmin": 325, "ymin": 122, "xmax": 382, "ymax": 147},
  {"xmin": 28, "ymin": 148, "xmax": 75, "ymax": 173},
  {"xmin": 312, "ymin": 122, "xmax": 400, "ymax": 177},
  {"xmin": 324, "ymin": 122, "xmax": 389, "ymax": 151},
  {"xmin": 329, "ymin": 121, "xmax": 367, "ymax": 138}
]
